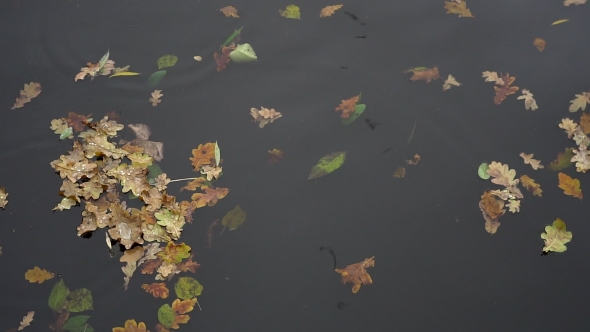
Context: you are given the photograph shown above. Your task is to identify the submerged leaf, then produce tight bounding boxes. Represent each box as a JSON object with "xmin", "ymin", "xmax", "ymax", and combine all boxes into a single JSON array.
[
  {"xmin": 221, "ymin": 205, "xmax": 246, "ymax": 231},
  {"xmin": 341, "ymin": 104, "xmax": 366, "ymax": 125},
  {"xmin": 220, "ymin": 6, "xmax": 239, "ymax": 18},
  {"xmin": 320, "ymin": 5, "xmax": 343, "ymax": 17},
  {"xmin": 148, "ymin": 70, "xmax": 167, "ymax": 86},
  {"xmin": 549, "ymin": 148, "xmax": 575, "ymax": 171},
  {"xmin": 279, "ymin": 4, "xmax": 301, "ymax": 19},
  {"xmin": 157, "ymin": 55, "xmax": 178, "ymax": 70},
  {"xmin": 444, "ymin": 1, "xmax": 474, "ymax": 17},
  {"xmin": 308, "ymin": 151, "xmax": 347, "ymax": 180}
]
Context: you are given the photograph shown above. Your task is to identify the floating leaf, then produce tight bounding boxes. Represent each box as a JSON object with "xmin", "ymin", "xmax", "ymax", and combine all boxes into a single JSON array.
[
  {"xmin": 533, "ymin": 38, "xmax": 546, "ymax": 52},
  {"xmin": 220, "ymin": 6, "xmax": 239, "ymax": 18},
  {"xmin": 444, "ymin": 1, "xmax": 474, "ymax": 17},
  {"xmin": 60, "ymin": 127, "xmax": 73, "ymax": 140},
  {"xmin": 18, "ymin": 311, "xmax": 34, "ymax": 331},
  {"xmin": 520, "ymin": 175, "xmax": 543, "ymax": 197},
  {"xmin": 158, "ymin": 304, "xmax": 175, "ymax": 328},
  {"xmin": 112, "ymin": 319, "xmax": 147, "ymax": 332},
  {"xmin": 308, "ymin": 151, "xmax": 347, "ymax": 180},
  {"xmin": 0, "ymin": 187, "xmax": 7, "ymax": 209},
  {"xmin": 267, "ymin": 149, "xmax": 284, "ymax": 163},
  {"xmin": 549, "ymin": 148, "xmax": 575, "ymax": 171},
  {"xmin": 335, "ymin": 256, "xmax": 375, "ymax": 293},
  {"xmin": 558, "ymin": 172, "xmax": 583, "ymax": 200},
  {"xmin": 478, "ymin": 163, "xmax": 490, "ymax": 179},
  {"xmin": 551, "ymin": 19, "xmax": 569, "ymax": 25},
  {"xmin": 48, "ymin": 279, "xmax": 69, "ymax": 312},
  {"xmin": 221, "ymin": 205, "xmax": 246, "ymax": 233},
  {"xmin": 279, "ymin": 4, "xmax": 301, "ymax": 19},
  {"xmin": 98, "ymin": 50, "xmax": 110, "ymax": 71},
  {"xmin": 320, "ymin": 4, "xmax": 343, "ymax": 17},
  {"xmin": 393, "ymin": 167, "xmax": 406, "ymax": 178},
  {"xmin": 493, "ymin": 73, "xmax": 519, "ymax": 105},
  {"xmin": 404, "ymin": 67, "xmax": 440, "ymax": 83},
  {"xmin": 174, "ymin": 277, "xmax": 203, "ymax": 300},
  {"xmin": 149, "ymin": 90, "xmax": 163, "ymax": 107},
  {"xmin": 65, "ymin": 288, "xmax": 93, "ymax": 312},
  {"xmin": 214, "ymin": 141, "xmax": 221, "ymax": 166},
  {"xmin": 157, "ymin": 55, "xmax": 178, "ymax": 70},
  {"xmin": 148, "ymin": 70, "xmax": 167, "ymax": 86},
  {"xmin": 142, "ymin": 282, "xmax": 169, "ymax": 299},
  {"xmin": 62, "ymin": 315, "xmax": 90, "ymax": 331},
  {"xmin": 541, "ymin": 218, "xmax": 572, "ymax": 253},
  {"xmin": 341, "ymin": 104, "xmax": 366, "ymax": 125},
  {"xmin": 335, "ymin": 94, "xmax": 360, "ymax": 118},
  {"xmin": 109, "ymin": 72, "xmax": 140, "ymax": 78},
  {"xmin": 229, "ymin": 43, "xmax": 257, "ymax": 63},
  {"xmin": 11, "ymin": 82, "xmax": 42, "ymax": 110},
  {"xmin": 24, "ymin": 266, "xmax": 54, "ymax": 284}
]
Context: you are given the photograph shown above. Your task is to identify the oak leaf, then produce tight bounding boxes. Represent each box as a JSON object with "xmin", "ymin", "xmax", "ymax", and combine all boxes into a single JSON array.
[
  {"xmin": 569, "ymin": 91, "xmax": 590, "ymax": 112},
  {"xmin": 191, "ymin": 187, "xmax": 230, "ymax": 208},
  {"xmin": 493, "ymin": 73, "xmax": 519, "ymax": 105},
  {"xmin": 482, "ymin": 71, "xmax": 504, "ymax": 85},
  {"xmin": 335, "ymin": 256, "xmax": 375, "ymax": 293},
  {"xmin": 320, "ymin": 4, "xmax": 343, "ymax": 17},
  {"xmin": 520, "ymin": 175, "xmax": 543, "ymax": 197},
  {"xmin": 558, "ymin": 172, "xmax": 583, "ymax": 200},
  {"xmin": 517, "ymin": 89, "xmax": 538, "ymax": 111},
  {"xmin": 213, "ymin": 45, "xmax": 235, "ymax": 72},
  {"xmin": 335, "ymin": 95, "xmax": 359, "ymax": 118},
  {"xmin": 170, "ymin": 298, "xmax": 197, "ymax": 329},
  {"xmin": 107, "ymin": 163, "xmax": 151, "ymax": 196},
  {"xmin": 66, "ymin": 112, "xmax": 91, "ymax": 132},
  {"xmin": 559, "ymin": 118, "xmax": 578, "ymax": 138},
  {"xmin": 541, "ymin": 218, "xmax": 572, "ymax": 253},
  {"xmin": 180, "ymin": 177, "xmax": 209, "ymax": 191},
  {"xmin": 112, "ymin": 319, "xmax": 150, "ymax": 332},
  {"xmin": 564, "ymin": 0, "xmax": 587, "ymax": 5},
  {"xmin": 442, "ymin": 74, "xmax": 461, "ymax": 91},
  {"xmin": 190, "ymin": 143, "xmax": 216, "ymax": 170},
  {"xmin": 176, "ymin": 254, "xmax": 200, "ymax": 273},
  {"xmin": 18, "ymin": 311, "xmax": 34, "ymax": 331},
  {"xmin": 24, "ymin": 266, "xmax": 55, "ymax": 284},
  {"xmin": 405, "ymin": 67, "xmax": 440, "ymax": 83},
  {"xmin": 480, "ymin": 191, "xmax": 505, "ymax": 219},
  {"xmin": 507, "ymin": 199, "xmax": 520, "ymax": 213},
  {"xmin": 571, "ymin": 144, "xmax": 590, "ymax": 173},
  {"xmin": 0, "ymin": 187, "xmax": 8, "ymax": 209},
  {"xmin": 200, "ymin": 165, "xmax": 222, "ymax": 181},
  {"xmin": 250, "ymin": 107, "xmax": 283, "ymax": 127},
  {"xmin": 122, "ymin": 124, "xmax": 164, "ymax": 162},
  {"xmin": 393, "ymin": 167, "xmax": 406, "ymax": 178},
  {"xmin": 142, "ymin": 282, "xmax": 169, "ymax": 299},
  {"xmin": 150, "ymin": 90, "xmax": 163, "ymax": 107},
  {"xmin": 11, "ymin": 82, "xmax": 42, "ymax": 110},
  {"xmin": 486, "ymin": 161, "xmax": 523, "ymax": 198},
  {"xmin": 579, "ymin": 112, "xmax": 590, "ymax": 134},
  {"xmin": 444, "ymin": 1, "xmax": 474, "ymax": 17},
  {"xmin": 219, "ymin": 6, "xmax": 239, "ymax": 18},
  {"xmin": 519, "ymin": 152, "xmax": 544, "ymax": 170}
]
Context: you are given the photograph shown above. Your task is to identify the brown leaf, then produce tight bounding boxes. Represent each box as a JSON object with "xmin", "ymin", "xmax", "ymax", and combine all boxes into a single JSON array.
[
  {"xmin": 493, "ymin": 73, "xmax": 519, "ymax": 105},
  {"xmin": 250, "ymin": 107, "xmax": 283, "ymax": 128},
  {"xmin": 444, "ymin": 1, "xmax": 474, "ymax": 17},
  {"xmin": 579, "ymin": 112, "xmax": 590, "ymax": 134},
  {"xmin": 18, "ymin": 311, "xmax": 34, "ymax": 331},
  {"xmin": 267, "ymin": 149, "xmax": 284, "ymax": 163},
  {"xmin": 480, "ymin": 191, "xmax": 505, "ymax": 219},
  {"xmin": 393, "ymin": 167, "xmax": 406, "ymax": 178},
  {"xmin": 11, "ymin": 82, "xmax": 42, "ymax": 110},
  {"xmin": 190, "ymin": 143, "xmax": 216, "ymax": 170},
  {"xmin": 141, "ymin": 257, "xmax": 162, "ymax": 274},
  {"xmin": 335, "ymin": 256, "xmax": 375, "ymax": 293},
  {"xmin": 520, "ymin": 175, "xmax": 543, "ymax": 197},
  {"xmin": 335, "ymin": 95, "xmax": 359, "ymax": 119},
  {"xmin": 176, "ymin": 254, "xmax": 200, "ymax": 273},
  {"xmin": 213, "ymin": 45, "xmax": 235, "ymax": 72},
  {"xmin": 206, "ymin": 219, "xmax": 219, "ymax": 248},
  {"xmin": 320, "ymin": 4, "xmax": 343, "ymax": 17},
  {"xmin": 220, "ymin": 6, "xmax": 239, "ymax": 18},
  {"xmin": 558, "ymin": 172, "xmax": 583, "ymax": 200},
  {"xmin": 191, "ymin": 187, "xmax": 230, "ymax": 208},
  {"xmin": 519, "ymin": 152, "xmax": 544, "ymax": 170},
  {"xmin": 533, "ymin": 38, "xmax": 546, "ymax": 52},
  {"xmin": 405, "ymin": 67, "xmax": 440, "ymax": 83},
  {"xmin": 66, "ymin": 112, "xmax": 91, "ymax": 132},
  {"xmin": 142, "ymin": 282, "xmax": 169, "ymax": 299}
]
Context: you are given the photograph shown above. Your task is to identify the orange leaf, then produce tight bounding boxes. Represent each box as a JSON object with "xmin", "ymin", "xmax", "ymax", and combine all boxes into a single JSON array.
[
  {"xmin": 335, "ymin": 256, "xmax": 375, "ymax": 293},
  {"xmin": 319, "ymin": 5, "xmax": 343, "ymax": 17},
  {"xmin": 24, "ymin": 266, "xmax": 55, "ymax": 284},
  {"xmin": 170, "ymin": 298, "xmax": 196, "ymax": 329},
  {"xmin": 112, "ymin": 319, "xmax": 149, "ymax": 332},
  {"xmin": 493, "ymin": 73, "xmax": 519, "ymax": 105},
  {"xmin": 558, "ymin": 172, "xmax": 583, "ymax": 200},
  {"xmin": 335, "ymin": 95, "xmax": 359, "ymax": 119},
  {"xmin": 520, "ymin": 175, "xmax": 543, "ymax": 197},
  {"xmin": 213, "ymin": 45, "xmax": 235, "ymax": 72},
  {"xmin": 219, "ymin": 6, "xmax": 239, "ymax": 18},
  {"xmin": 405, "ymin": 66, "xmax": 441, "ymax": 83},
  {"xmin": 191, "ymin": 187, "xmax": 229, "ymax": 208},
  {"xmin": 533, "ymin": 38, "xmax": 546, "ymax": 52},
  {"xmin": 141, "ymin": 282, "xmax": 169, "ymax": 299},
  {"xmin": 66, "ymin": 112, "xmax": 91, "ymax": 132},
  {"xmin": 176, "ymin": 254, "xmax": 200, "ymax": 273},
  {"xmin": 189, "ymin": 143, "xmax": 216, "ymax": 170}
]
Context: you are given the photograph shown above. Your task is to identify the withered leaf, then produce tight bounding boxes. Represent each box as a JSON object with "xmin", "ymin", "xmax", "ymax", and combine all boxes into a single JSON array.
[
  {"xmin": 0, "ymin": 187, "xmax": 8, "ymax": 209},
  {"xmin": 220, "ymin": 6, "xmax": 239, "ymax": 17},
  {"xmin": 190, "ymin": 143, "xmax": 216, "ymax": 170},
  {"xmin": 533, "ymin": 38, "xmax": 546, "ymax": 52},
  {"xmin": 18, "ymin": 311, "xmax": 34, "ymax": 331},
  {"xmin": 150, "ymin": 90, "xmax": 163, "ymax": 107},
  {"xmin": 214, "ymin": 45, "xmax": 235, "ymax": 72},
  {"xmin": 66, "ymin": 112, "xmax": 91, "ymax": 132},
  {"xmin": 493, "ymin": 73, "xmax": 519, "ymax": 105},
  {"xmin": 24, "ymin": 266, "xmax": 54, "ymax": 284},
  {"xmin": 335, "ymin": 256, "xmax": 375, "ymax": 293},
  {"xmin": 120, "ymin": 124, "xmax": 164, "ymax": 162},
  {"xmin": 11, "ymin": 82, "xmax": 41, "ymax": 110},
  {"xmin": 335, "ymin": 95, "xmax": 359, "ymax": 119},
  {"xmin": 482, "ymin": 71, "xmax": 504, "ymax": 85},
  {"xmin": 519, "ymin": 152, "xmax": 544, "ymax": 170},
  {"xmin": 520, "ymin": 175, "xmax": 543, "ymax": 197},
  {"xmin": 320, "ymin": 5, "xmax": 343, "ymax": 17},
  {"xmin": 267, "ymin": 149, "xmax": 284, "ymax": 163},
  {"xmin": 444, "ymin": 0, "xmax": 474, "ymax": 17},
  {"xmin": 517, "ymin": 89, "xmax": 538, "ymax": 111},
  {"xmin": 442, "ymin": 74, "xmax": 461, "ymax": 91},
  {"xmin": 405, "ymin": 67, "xmax": 440, "ymax": 83},
  {"xmin": 559, "ymin": 118, "xmax": 578, "ymax": 138},
  {"xmin": 569, "ymin": 91, "xmax": 590, "ymax": 112},
  {"xmin": 558, "ymin": 172, "xmax": 583, "ymax": 200},
  {"xmin": 191, "ymin": 187, "xmax": 230, "ymax": 208},
  {"xmin": 393, "ymin": 167, "xmax": 406, "ymax": 178},
  {"xmin": 250, "ymin": 107, "xmax": 283, "ymax": 127},
  {"xmin": 142, "ymin": 282, "xmax": 169, "ymax": 299}
]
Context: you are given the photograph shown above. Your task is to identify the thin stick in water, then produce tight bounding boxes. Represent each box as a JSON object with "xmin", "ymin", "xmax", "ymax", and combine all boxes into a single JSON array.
[{"xmin": 407, "ymin": 118, "xmax": 417, "ymax": 145}]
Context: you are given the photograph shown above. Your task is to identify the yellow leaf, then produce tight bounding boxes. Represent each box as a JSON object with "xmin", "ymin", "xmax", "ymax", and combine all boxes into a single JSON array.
[
  {"xmin": 24, "ymin": 266, "xmax": 55, "ymax": 284},
  {"xmin": 551, "ymin": 19, "xmax": 569, "ymax": 25},
  {"xmin": 520, "ymin": 175, "xmax": 543, "ymax": 197},
  {"xmin": 558, "ymin": 172, "xmax": 583, "ymax": 200},
  {"xmin": 109, "ymin": 72, "xmax": 141, "ymax": 78}
]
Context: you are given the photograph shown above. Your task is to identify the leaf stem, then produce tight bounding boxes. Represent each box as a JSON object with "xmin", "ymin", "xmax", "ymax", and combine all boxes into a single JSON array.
[{"xmin": 168, "ymin": 177, "xmax": 200, "ymax": 183}]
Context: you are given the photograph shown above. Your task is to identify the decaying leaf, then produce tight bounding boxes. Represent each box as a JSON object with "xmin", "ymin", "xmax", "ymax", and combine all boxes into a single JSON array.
[
  {"xmin": 18, "ymin": 311, "xmax": 34, "ymax": 331},
  {"xmin": 0, "ymin": 187, "xmax": 8, "ymax": 209},
  {"xmin": 206, "ymin": 219, "xmax": 219, "ymax": 248},
  {"xmin": 558, "ymin": 172, "xmax": 583, "ymax": 200},
  {"xmin": 119, "ymin": 124, "xmax": 165, "ymax": 162},
  {"xmin": 190, "ymin": 143, "xmax": 216, "ymax": 170},
  {"xmin": 493, "ymin": 73, "xmax": 519, "ymax": 105},
  {"xmin": 549, "ymin": 148, "xmax": 575, "ymax": 171},
  {"xmin": 320, "ymin": 4, "xmax": 343, "ymax": 17},
  {"xmin": 150, "ymin": 90, "xmax": 163, "ymax": 107},
  {"xmin": 482, "ymin": 71, "xmax": 504, "ymax": 85},
  {"xmin": 393, "ymin": 167, "xmax": 406, "ymax": 178},
  {"xmin": 279, "ymin": 4, "xmax": 301, "ymax": 19},
  {"xmin": 335, "ymin": 256, "xmax": 375, "ymax": 293},
  {"xmin": 517, "ymin": 89, "xmax": 538, "ymax": 111},
  {"xmin": 579, "ymin": 112, "xmax": 590, "ymax": 134},
  {"xmin": 571, "ymin": 143, "xmax": 590, "ymax": 173},
  {"xmin": 200, "ymin": 165, "xmax": 222, "ymax": 181},
  {"xmin": 559, "ymin": 118, "xmax": 578, "ymax": 138},
  {"xmin": 112, "ymin": 319, "xmax": 150, "ymax": 332},
  {"xmin": 520, "ymin": 152, "xmax": 544, "ymax": 170},
  {"xmin": 268, "ymin": 149, "xmax": 284, "ymax": 163},
  {"xmin": 221, "ymin": 205, "xmax": 246, "ymax": 234},
  {"xmin": 406, "ymin": 154, "xmax": 421, "ymax": 165},
  {"xmin": 213, "ymin": 45, "xmax": 235, "ymax": 72},
  {"xmin": 191, "ymin": 187, "xmax": 230, "ymax": 208},
  {"xmin": 219, "ymin": 6, "xmax": 239, "ymax": 18},
  {"xmin": 442, "ymin": 74, "xmax": 461, "ymax": 91},
  {"xmin": 335, "ymin": 94, "xmax": 361, "ymax": 119},
  {"xmin": 24, "ymin": 266, "xmax": 55, "ymax": 284},
  {"xmin": 520, "ymin": 175, "xmax": 543, "ymax": 197},
  {"xmin": 75, "ymin": 50, "xmax": 120, "ymax": 81},
  {"xmin": 444, "ymin": 1, "xmax": 474, "ymax": 17},
  {"xmin": 120, "ymin": 246, "xmax": 145, "ymax": 290},
  {"xmin": 11, "ymin": 82, "xmax": 41, "ymax": 110},
  {"xmin": 533, "ymin": 38, "xmax": 546, "ymax": 52},
  {"xmin": 569, "ymin": 91, "xmax": 590, "ymax": 112},
  {"xmin": 250, "ymin": 107, "xmax": 283, "ymax": 128},
  {"xmin": 404, "ymin": 67, "xmax": 440, "ymax": 83},
  {"xmin": 142, "ymin": 282, "xmax": 169, "ymax": 299},
  {"xmin": 541, "ymin": 218, "xmax": 572, "ymax": 253},
  {"xmin": 480, "ymin": 191, "xmax": 504, "ymax": 234}
]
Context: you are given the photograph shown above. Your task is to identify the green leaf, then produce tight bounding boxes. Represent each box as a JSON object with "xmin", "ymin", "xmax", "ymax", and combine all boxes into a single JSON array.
[
  {"xmin": 549, "ymin": 148, "xmax": 575, "ymax": 171},
  {"xmin": 158, "ymin": 304, "xmax": 175, "ymax": 328},
  {"xmin": 157, "ymin": 55, "xmax": 178, "ymax": 70},
  {"xmin": 541, "ymin": 218, "xmax": 573, "ymax": 253},
  {"xmin": 341, "ymin": 104, "xmax": 366, "ymax": 125},
  {"xmin": 222, "ymin": 26, "xmax": 243, "ymax": 48},
  {"xmin": 98, "ymin": 50, "xmax": 110, "ymax": 71},
  {"xmin": 48, "ymin": 279, "xmax": 69, "ymax": 312},
  {"xmin": 65, "ymin": 288, "xmax": 93, "ymax": 312},
  {"xmin": 60, "ymin": 127, "xmax": 73, "ymax": 140},
  {"xmin": 147, "ymin": 163, "xmax": 163, "ymax": 185},
  {"xmin": 221, "ymin": 205, "xmax": 246, "ymax": 231},
  {"xmin": 308, "ymin": 151, "xmax": 347, "ymax": 180},
  {"xmin": 214, "ymin": 141, "xmax": 221, "ymax": 166},
  {"xmin": 279, "ymin": 4, "xmax": 301, "ymax": 19},
  {"xmin": 109, "ymin": 71, "xmax": 140, "ymax": 78},
  {"xmin": 148, "ymin": 70, "xmax": 167, "ymax": 86},
  {"xmin": 175, "ymin": 276, "xmax": 203, "ymax": 300},
  {"xmin": 63, "ymin": 315, "xmax": 90, "ymax": 331},
  {"xmin": 229, "ymin": 43, "xmax": 257, "ymax": 63},
  {"xmin": 478, "ymin": 163, "xmax": 490, "ymax": 180}
]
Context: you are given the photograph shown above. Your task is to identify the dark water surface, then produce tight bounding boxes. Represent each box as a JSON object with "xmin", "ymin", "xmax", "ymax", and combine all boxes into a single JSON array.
[{"xmin": 1, "ymin": 0, "xmax": 590, "ymax": 331}]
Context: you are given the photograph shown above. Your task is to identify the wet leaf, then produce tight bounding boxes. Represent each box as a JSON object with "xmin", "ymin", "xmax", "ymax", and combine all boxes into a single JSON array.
[
  {"xmin": 62, "ymin": 315, "xmax": 90, "ymax": 331},
  {"xmin": 480, "ymin": 191, "xmax": 505, "ymax": 219},
  {"xmin": 229, "ymin": 43, "xmax": 257, "ymax": 63},
  {"xmin": 341, "ymin": 104, "xmax": 366, "ymax": 125},
  {"xmin": 442, "ymin": 74, "xmax": 461, "ymax": 91},
  {"xmin": 250, "ymin": 106, "xmax": 283, "ymax": 128},
  {"xmin": 520, "ymin": 152, "xmax": 543, "ymax": 170},
  {"xmin": 551, "ymin": 19, "xmax": 569, "ymax": 25},
  {"xmin": 579, "ymin": 112, "xmax": 590, "ymax": 134},
  {"xmin": 112, "ymin": 319, "xmax": 149, "ymax": 332},
  {"xmin": 174, "ymin": 276, "xmax": 203, "ymax": 299},
  {"xmin": 549, "ymin": 148, "xmax": 575, "ymax": 171},
  {"xmin": 221, "ymin": 205, "xmax": 246, "ymax": 232},
  {"xmin": 520, "ymin": 175, "xmax": 543, "ymax": 197},
  {"xmin": 393, "ymin": 167, "xmax": 406, "ymax": 178},
  {"xmin": 155, "ymin": 208, "xmax": 186, "ymax": 240},
  {"xmin": 191, "ymin": 187, "xmax": 230, "ymax": 208},
  {"xmin": 517, "ymin": 89, "xmax": 538, "ymax": 110},
  {"xmin": 214, "ymin": 141, "xmax": 221, "ymax": 166},
  {"xmin": 142, "ymin": 282, "xmax": 169, "ymax": 299},
  {"xmin": 335, "ymin": 256, "xmax": 375, "ymax": 293},
  {"xmin": 18, "ymin": 311, "xmax": 34, "ymax": 331},
  {"xmin": 170, "ymin": 298, "xmax": 197, "ymax": 328},
  {"xmin": 0, "ymin": 187, "xmax": 7, "ymax": 209},
  {"xmin": 11, "ymin": 82, "xmax": 41, "ymax": 110},
  {"xmin": 493, "ymin": 73, "xmax": 519, "ymax": 105},
  {"xmin": 157, "ymin": 55, "xmax": 178, "ymax": 70},
  {"xmin": 533, "ymin": 38, "xmax": 546, "ymax": 52},
  {"xmin": 124, "ymin": 124, "xmax": 165, "ymax": 162},
  {"xmin": 558, "ymin": 172, "xmax": 583, "ymax": 200},
  {"xmin": 219, "ymin": 6, "xmax": 239, "ymax": 17},
  {"xmin": 48, "ymin": 279, "xmax": 69, "ymax": 312},
  {"xmin": 66, "ymin": 288, "xmax": 93, "ymax": 312},
  {"xmin": 267, "ymin": 149, "xmax": 284, "ymax": 163},
  {"xmin": 308, "ymin": 151, "xmax": 347, "ymax": 180},
  {"xmin": 159, "ymin": 242, "xmax": 191, "ymax": 264},
  {"xmin": 320, "ymin": 4, "xmax": 343, "ymax": 17},
  {"xmin": 486, "ymin": 161, "xmax": 523, "ymax": 198},
  {"xmin": 190, "ymin": 143, "xmax": 216, "ymax": 170},
  {"xmin": 478, "ymin": 163, "xmax": 490, "ymax": 179},
  {"xmin": 148, "ymin": 70, "xmax": 167, "ymax": 86},
  {"xmin": 541, "ymin": 218, "xmax": 572, "ymax": 253},
  {"xmin": 569, "ymin": 91, "xmax": 590, "ymax": 112},
  {"xmin": 150, "ymin": 90, "xmax": 163, "ymax": 107},
  {"xmin": 335, "ymin": 94, "xmax": 360, "ymax": 118},
  {"xmin": 25, "ymin": 266, "xmax": 54, "ymax": 284},
  {"xmin": 444, "ymin": 1, "xmax": 474, "ymax": 17},
  {"xmin": 279, "ymin": 4, "xmax": 301, "ymax": 19},
  {"xmin": 482, "ymin": 71, "xmax": 504, "ymax": 85},
  {"xmin": 214, "ymin": 45, "xmax": 235, "ymax": 72},
  {"xmin": 404, "ymin": 67, "xmax": 440, "ymax": 83}
]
